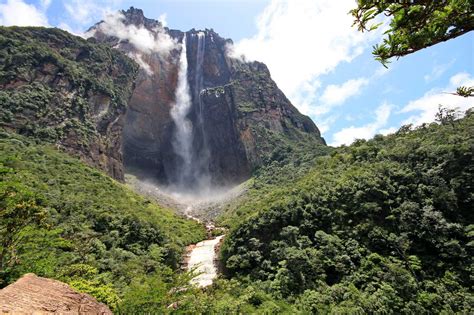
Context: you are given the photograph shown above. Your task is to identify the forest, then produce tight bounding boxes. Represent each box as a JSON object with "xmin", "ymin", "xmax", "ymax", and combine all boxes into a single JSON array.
[
  {"xmin": 0, "ymin": 131, "xmax": 205, "ymax": 311},
  {"xmin": 0, "ymin": 0, "xmax": 473, "ymax": 313},
  {"xmin": 3, "ymin": 108, "xmax": 472, "ymax": 313},
  {"xmin": 219, "ymin": 109, "xmax": 474, "ymax": 313}
]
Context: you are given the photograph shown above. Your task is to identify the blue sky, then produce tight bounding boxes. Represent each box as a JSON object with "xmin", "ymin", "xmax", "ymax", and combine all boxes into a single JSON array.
[{"xmin": 1, "ymin": 0, "xmax": 473, "ymax": 146}]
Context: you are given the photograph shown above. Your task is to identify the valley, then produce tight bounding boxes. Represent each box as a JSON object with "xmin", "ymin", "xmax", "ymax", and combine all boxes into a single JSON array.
[
  {"xmin": 125, "ymin": 174, "xmax": 245, "ymax": 287},
  {"xmin": 0, "ymin": 2, "xmax": 473, "ymax": 314}
]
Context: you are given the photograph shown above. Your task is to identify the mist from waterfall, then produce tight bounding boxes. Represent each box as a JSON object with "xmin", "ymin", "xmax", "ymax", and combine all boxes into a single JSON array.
[
  {"xmin": 129, "ymin": 32, "xmax": 243, "ymax": 211},
  {"xmin": 170, "ymin": 34, "xmax": 194, "ymax": 189}
]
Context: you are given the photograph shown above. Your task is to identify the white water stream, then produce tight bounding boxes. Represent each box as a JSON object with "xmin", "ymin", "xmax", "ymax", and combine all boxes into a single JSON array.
[
  {"xmin": 184, "ymin": 205, "xmax": 224, "ymax": 287},
  {"xmin": 167, "ymin": 32, "xmax": 224, "ymax": 287},
  {"xmin": 187, "ymin": 234, "xmax": 224, "ymax": 287},
  {"xmin": 126, "ymin": 175, "xmax": 236, "ymax": 287}
]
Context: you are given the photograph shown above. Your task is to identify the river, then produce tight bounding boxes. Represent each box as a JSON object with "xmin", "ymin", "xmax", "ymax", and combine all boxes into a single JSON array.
[
  {"xmin": 186, "ymin": 234, "xmax": 224, "ymax": 287},
  {"xmin": 125, "ymin": 175, "xmax": 246, "ymax": 287}
]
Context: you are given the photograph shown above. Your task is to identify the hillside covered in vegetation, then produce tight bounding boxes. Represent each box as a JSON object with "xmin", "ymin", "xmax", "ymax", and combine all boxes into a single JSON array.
[
  {"xmin": 217, "ymin": 110, "xmax": 473, "ymax": 313},
  {"xmin": 0, "ymin": 27, "xmax": 138, "ymax": 180},
  {"xmin": 105, "ymin": 112, "xmax": 474, "ymax": 314},
  {"xmin": 0, "ymin": 131, "xmax": 205, "ymax": 311},
  {"xmin": 65, "ymin": 109, "xmax": 472, "ymax": 314}
]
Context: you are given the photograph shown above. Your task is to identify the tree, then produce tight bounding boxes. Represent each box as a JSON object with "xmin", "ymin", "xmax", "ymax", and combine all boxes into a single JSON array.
[
  {"xmin": 455, "ymin": 86, "xmax": 474, "ymax": 97},
  {"xmin": 0, "ymin": 181, "xmax": 46, "ymax": 273},
  {"xmin": 435, "ymin": 105, "xmax": 460, "ymax": 126},
  {"xmin": 351, "ymin": 0, "xmax": 474, "ymax": 97},
  {"xmin": 351, "ymin": 0, "xmax": 474, "ymax": 66}
]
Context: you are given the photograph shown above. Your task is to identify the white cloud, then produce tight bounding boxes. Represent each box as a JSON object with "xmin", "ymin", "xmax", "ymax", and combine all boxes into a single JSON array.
[
  {"xmin": 228, "ymin": 0, "xmax": 383, "ymax": 115},
  {"xmin": 292, "ymin": 79, "xmax": 322, "ymax": 116},
  {"xmin": 129, "ymin": 52, "xmax": 153, "ymax": 76},
  {"xmin": 320, "ymin": 77, "xmax": 369, "ymax": 107},
  {"xmin": 424, "ymin": 59, "xmax": 455, "ymax": 82},
  {"xmin": 40, "ymin": 0, "xmax": 51, "ymax": 10},
  {"xmin": 312, "ymin": 67, "xmax": 388, "ymax": 117},
  {"xmin": 88, "ymin": 11, "xmax": 177, "ymax": 57},
  {"xmin": 0, "ymin": 0, "xmax": 49, "ymax": 26},
  {"xmin": 158, "ymin": 13, "xmax": 167, "ymax": 27},
  {"xmin": 331, "ymin": 103, "xmax": 393, "ymax": 146},
  {"xmin": 315, "ymin": 114, "xmax": 339, "ymax": 134},
  {"xmin": 62, "ymin": 0, "xmax": 123, "ymax": 26},
  {"xmin": 64, "ymin": 0, "xmax": 96, "ymax": 24},
  {"xmin": 330, "ymin": 72, "xmax": 474, "ymax": 147},
  {"xmin": 401, "ymin": 72, "xmax": 474, "ymax": 126}
]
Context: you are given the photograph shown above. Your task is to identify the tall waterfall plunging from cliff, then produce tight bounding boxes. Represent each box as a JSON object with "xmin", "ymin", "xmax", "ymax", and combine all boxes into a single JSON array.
[
  {"xmin": 170, "ymin": 34, "xmax": 194, "ymax": 188},
  {"xmin": 170, "ymin": 32, "xmax": 211, "ymax": 192},
  {"xmin": 194, "ymin": 32, "xmax": 211, "ymax": 184},
  {"xmin": 195, "ymin": 32, "xmax": 206, "ymax": 114}
]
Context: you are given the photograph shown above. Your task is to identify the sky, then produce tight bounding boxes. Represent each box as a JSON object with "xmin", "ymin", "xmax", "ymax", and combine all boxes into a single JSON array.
[{"xmin": 1, "ymin": 0, "xmax": 473, "ymax": 146}]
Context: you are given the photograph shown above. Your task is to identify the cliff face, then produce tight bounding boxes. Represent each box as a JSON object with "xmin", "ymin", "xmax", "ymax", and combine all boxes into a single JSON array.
[
  {"xmin": 201, "ymin": 61, "xmax": 323, "ymax": 181},
  {"xmin": 90, "ymin": 7, "xmax": 325, "ymax": 186},
  {"xmin": 0, "ymin": 27, "xmax": 138, "ymax": 180}
]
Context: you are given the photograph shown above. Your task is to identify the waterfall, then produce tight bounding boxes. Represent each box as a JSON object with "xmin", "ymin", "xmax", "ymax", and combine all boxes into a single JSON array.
[
  {"xmin": 169, "ymin": 31, "xmax": 211, "ymax": 192},
  {"xmin": 195, "ymin": 32, "xmax": 206, "ymax": 116},
  {"xmin": 170, "ymin": 34, "xmax": 194, "ymax": 187},
  {"xmin": 194, "ymin": 32, "xmax": 211, "ymax": 187}
]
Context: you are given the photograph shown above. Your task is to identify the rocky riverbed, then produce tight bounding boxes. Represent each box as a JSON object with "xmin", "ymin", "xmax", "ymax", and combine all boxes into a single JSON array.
[{"xmin": 125, "ymin": 173, "xmax": 247, "ymax": 221}]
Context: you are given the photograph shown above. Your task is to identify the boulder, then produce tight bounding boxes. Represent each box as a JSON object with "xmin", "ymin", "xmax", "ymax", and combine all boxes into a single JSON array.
[{"xmin": 0, "ymin": 274, "xmax": 112, "ymax": 314}]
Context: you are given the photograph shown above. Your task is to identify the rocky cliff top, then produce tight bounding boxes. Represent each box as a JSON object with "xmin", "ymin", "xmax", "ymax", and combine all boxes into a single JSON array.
[
  {"xmin": 121, "ymin": 6, "xmax": 163, "ymax": 29},
  {"xmin": 0, "ymin": 273, "xmax": 112, "ymax": 314}
]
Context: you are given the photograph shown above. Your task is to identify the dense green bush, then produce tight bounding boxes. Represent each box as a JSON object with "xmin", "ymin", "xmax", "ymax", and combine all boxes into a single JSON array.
[
  {"xmin": 221, "ymin": 110, "xmax": 474, "ymax": 313},
  {"xmin": 0, "ymin": 132, "xmax": 205, "ymax": 309},
  {"xmin": 218, "ymin": 134, "xmax": 331, "ymax": 228}
]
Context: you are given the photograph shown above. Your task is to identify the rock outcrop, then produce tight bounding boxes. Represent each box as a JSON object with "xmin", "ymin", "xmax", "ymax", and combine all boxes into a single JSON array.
[
  {"xmin": 0, "ymin": 273, "xmax": 112, "ymax": 314},
  {"xmin": 90, "ymin": 7, "xmax": 325, "ymax": 186},
  {"xmin": 0, "ymin": 27, "xmax": 139, "ymax": 180}
]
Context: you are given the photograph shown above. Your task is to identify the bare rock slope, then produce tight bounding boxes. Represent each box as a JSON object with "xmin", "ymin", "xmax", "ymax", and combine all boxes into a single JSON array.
[{"xmin": 0, "ymin": 273, "xmax": 112, "ymax": 314}]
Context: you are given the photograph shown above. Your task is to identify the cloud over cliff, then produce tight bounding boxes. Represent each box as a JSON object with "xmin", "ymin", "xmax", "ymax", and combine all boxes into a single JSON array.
[
  {"xmin": 227, "ymin": 0, "xmax": 383, "ymax": 116},
  {"xmin": 86, "ymin": 11, "xmax": 177, "ymax": 75},
  {"xmin": 88, "ymin": 11, "xmax": 176, "ymax": 56}
]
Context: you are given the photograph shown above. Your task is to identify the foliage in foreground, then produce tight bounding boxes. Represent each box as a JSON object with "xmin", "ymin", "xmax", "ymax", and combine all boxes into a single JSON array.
[
  {"xmin": 351, "ymin": 0, "xmax": 473, "ymax": 98},
  {"xmin": 351, "ymin": 0, "xmax": 473, "ymax": 66},
  {"xmin": 220, "ymin": 110, "xmax": 474, "ymax": 313},
  {"xmin": 0, "ymin": 132, "xmax": 205, "ymax": 310}
]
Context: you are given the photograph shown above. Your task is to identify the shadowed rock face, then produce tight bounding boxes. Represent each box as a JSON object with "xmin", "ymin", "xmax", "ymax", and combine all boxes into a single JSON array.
[
  {"xmin": 90, "ymin": 7, "xmax": 325, "ymax": 187},
  {"xmin": 0, "ymin": 273, "xmax": 112, "ymax": 314}
]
